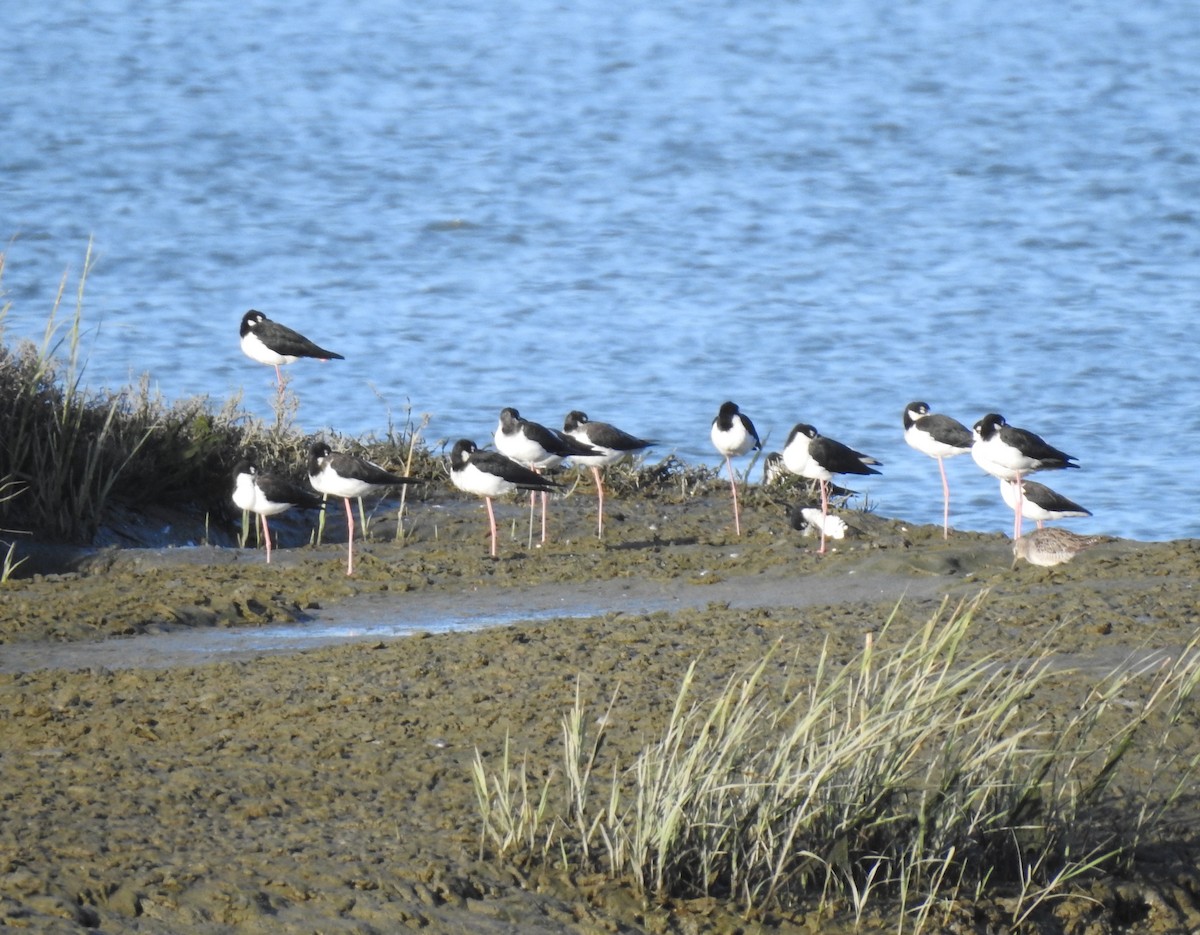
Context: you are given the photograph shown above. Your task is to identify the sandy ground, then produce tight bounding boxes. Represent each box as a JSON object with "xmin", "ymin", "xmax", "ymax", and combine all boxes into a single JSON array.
[{"xmin": 2, "ymin": 482, "xmax": 1199, "ymax": 933}]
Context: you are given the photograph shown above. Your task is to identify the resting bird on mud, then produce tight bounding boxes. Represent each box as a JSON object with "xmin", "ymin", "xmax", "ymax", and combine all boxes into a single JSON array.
[
  {"xmin": 562, "ymin": 410, "xmax": 656, "ymax": 539},
  {"xmin": 782, "ymin": 423, "xmax": 880, "ymax": 555},
  {"xmin": 307, "ymin": 442, "xmax": 418, "ymax": 576},
  {"xmin": 710, "ymin": 401, "xmax": 761, "ymax": 537},
  {"xmin": 902, "ymin": 401, "xmax": 972, "ymax": 539},
  {"xmin": 232, "ymin": 460, "xmax": 323, "ymax": 564},
  {"xmin": 1012, "ymin": 527, "xmax": 1107, "ymax": 568},
  {"xmin": 1000, "ymin": 478, "xmax": 1091, "ymax": 531},
  {"xmin": 971, "ymin": 413, "xmax": 1078, "ymax": 539},
  {"xmin": 494, "ymin": 407, "xmax": 596, "ymax": 546},
  {"xmin": 788, "ymin": 502, "xmax": 852, "ymax": 542},
  {"xmin": 449, "ymin": 439, "xmax": 561, "ymax": 558}
]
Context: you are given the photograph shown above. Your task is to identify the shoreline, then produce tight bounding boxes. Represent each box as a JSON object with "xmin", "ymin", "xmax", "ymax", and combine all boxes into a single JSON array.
[
  {"xmin": 0, "ymin": 544, "xmax": 962, "ymax": 674},
  {"xmin": 2, "ymin": 492, "xmax": 1199, "ymax": 933}
]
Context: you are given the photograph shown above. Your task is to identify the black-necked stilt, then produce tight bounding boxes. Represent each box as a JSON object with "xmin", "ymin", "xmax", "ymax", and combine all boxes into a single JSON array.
[
  {"xmin": 710, "ymin": 401, "xmax": 762, "ymax": 536},
  {"xmin": 999, "ymin": 478, "xmax": 1090, "ymax": 530},
  {"xmin": 1012, "ymin": 527, "xmax": 1107, "ymax": 568},
  {"xmin": 761, "ymin": 452, "xmax": 787, "ymax": 486},
  {"xmin": 788, "ymin": 503, "xmax": 851, "ymax": 542},
  {"xmin": 781, "ymin": 423, "xmax": 881, "ymax": 554},
  {"xmin": 307, "ymin": 442, "xmax": 418, "ymax": 576},
  {"xmin": 902, "ymin": 401, "xmax": 973, "ymax": 539},
  {"xmin": 232, "ymin": 460, "xmax": 324, "ymax": 563},
  {"xmin": 449, "ymin": 439, "xmax": 561, "ymax": 557},
  {"xmin": 766, "ymin": 452, "xmax": 858, "ymax": 499},
  {"xmin": 239, "ymin": 310, "xmax": 344, "ymax": 388},
  {"xmin": 562, "ymin": 410, "xmax": 655, "ymax": 539},
  {"xmin": 494, "ymin": 407, "xmax": 596, "ymax": 545},
  {"xmin": 971, "ymin": 413, "xmax": 1078, "ymax": 539}
]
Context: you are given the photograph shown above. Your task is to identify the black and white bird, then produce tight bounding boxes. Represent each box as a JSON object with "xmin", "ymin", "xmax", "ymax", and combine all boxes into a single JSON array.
[
  {"xmin": 762, "ymin": 452, "xmax": 788, "ymax": 486},
  {"xmin": 239, "ymin": 309, "xmax": 344, "ymax": 388},
  {"xmin": 788, "ymin": 503, "xmax": 851, "ymax": 542},
  {"xmin": 307, "ymin": 442, "xmax": 418, "ymax": 576},
  {"xmin": 902, "ymin": 401, "xmax": 973, "ymax": 539},
  {"xmin": 781, "ymin": 423, "xmax": 881, "ymax": 554},
  {"xmin": 562, "ymin": 411, "xmax": 656, "ymax": 539},
  {"xmin": 493, "ymin": 407, "xmax": 596, "ymax": 545},
  {"xmin": 999, "ymin": 478, "xmax": 1091, "ymax": 530},
  {"xmin": 710, "ymin": 401, "xmax": 762, "ymax": 536},
  {"xmin": 449, "ymin": 439, "xmax": 561, "ymax": 557},
  {"xmin": 971, "ymin": 413, "xmax": 1079, "ymax": 539},
  {"xmin": 232, "ymin": 460, "xmax": 324, "ymax": 564}
]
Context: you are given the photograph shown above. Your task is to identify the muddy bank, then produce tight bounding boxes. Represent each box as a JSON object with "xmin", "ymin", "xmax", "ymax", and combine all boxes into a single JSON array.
[
  {"xmin": 0, "ymin": 488, "xmax": 967, "ymax": 646},
  {"xmin": 1, "ymin": 488, "xmax": 1199, "ymax": 933}
]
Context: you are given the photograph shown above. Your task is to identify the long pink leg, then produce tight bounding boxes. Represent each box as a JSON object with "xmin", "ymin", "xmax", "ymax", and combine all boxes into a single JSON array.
[
  {"xmin": 593, "ymin": 466, "xmax": 605, "ymax": 539},
  {"xmin": 726, "ymin": 456, "xmax": 742, "ymax": 536},
  {"xmin": 527, "ymin": 491, "xmax": 536, "ymax": 549},
  {"xmin": 344, "ymin": 497, "xmax": 355, "ymax": 576},
  {"xmin": 1013, "ymin": 473, "xmax": 1024, "ymax": 539},
  {"xmin": 818, "ymin": 480, "xmax": 829, "ymax": 555},
  {"xmin": 937, "ymin": 456, "xmax": 951, "ymax": 539},
  {"xmin": 486, "ymin": 497, "xmax": 499, "ymax": 558},
  {"xmin": 262, "ymin": 515, "xmax": 274, "ymax": 564},
  {"xmin": 525, "ymin": 466, "xmax": 551, "ymax": 548}
]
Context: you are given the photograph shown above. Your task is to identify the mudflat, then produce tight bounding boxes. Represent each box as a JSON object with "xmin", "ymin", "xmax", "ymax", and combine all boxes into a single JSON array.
[{"xmin": 1, "ymin": 487, "xmax": 1198, "ymax": 933}]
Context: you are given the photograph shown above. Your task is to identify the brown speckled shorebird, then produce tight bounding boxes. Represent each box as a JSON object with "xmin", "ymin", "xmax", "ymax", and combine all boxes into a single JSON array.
[{"xmin": 1012, "ymin": 527, "xmax": 1107, "ymax": 567}]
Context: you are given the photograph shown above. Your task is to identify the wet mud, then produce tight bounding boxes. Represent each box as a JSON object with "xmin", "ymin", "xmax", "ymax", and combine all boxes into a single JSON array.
[{"xmin": 2, "ymin": 484, "xmax": 1199, "ymax": 933}]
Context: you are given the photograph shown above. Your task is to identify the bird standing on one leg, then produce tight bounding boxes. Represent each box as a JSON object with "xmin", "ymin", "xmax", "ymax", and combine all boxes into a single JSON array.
[
  {"xmin": 239, "ymin": 309, "xmax": 344, "ymax": 389},
  {"xmin": 710, "ymin": 401, "xmax": 761, "ymax": 536},
  {"xmin": 902, "ymin": 401, "xmax": 972, "ymax": 539},
  {"xmin": 232, "ymin": 460, "xmax": 324, "ymax": 564},
  {"xmin": 449, "ymin": 439, "xmax": 561, "ymax": 558},
  {"xmin": 307, "ymin": 441, "xmax": 418, "ymax": 576},
  {"xmin": 562, "ymin": 410, "xmax": 655, "ymax": 539},
  {"xmin": 782, "ymin": 423, "xmax": 881, "ymax": 555},
  {"xmin": 971, "ymin": 413, "xmax": 1078, "ymax": 539}
]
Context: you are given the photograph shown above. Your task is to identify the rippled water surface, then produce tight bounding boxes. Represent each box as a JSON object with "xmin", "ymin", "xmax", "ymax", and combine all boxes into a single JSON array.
[{"xmin": 3, "ymin": 0, "xmax": 1199, "ymax": 540}]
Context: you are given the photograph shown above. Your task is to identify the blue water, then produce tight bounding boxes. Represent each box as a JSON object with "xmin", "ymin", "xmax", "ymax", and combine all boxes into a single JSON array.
[{"xmin": 3, "ymin": 0, "xmax": 1199, "ymax": 541}]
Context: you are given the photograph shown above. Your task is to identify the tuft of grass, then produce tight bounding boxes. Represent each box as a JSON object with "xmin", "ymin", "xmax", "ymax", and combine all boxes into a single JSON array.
[
  {"xmin": 0, "ymin": 478, "xmax": 29, "ymax": 582},
  {"xmin": 0, "ymin": 248, "xmax": 442, "ymax": 547},
  {"xmin": 472, "ymin": 732, "xmax": 559, "ymax": 863},
  {"xmin": 619, "ymin": 453, "xmax": 716, "ymax": 502},
  {"xmin": 472, "ymin": 594, "xmax": 1200, "ymax": 931},
  {"xmin": 365, "ymin": 388, "xmax": 433, "ymax": 543},
  {"xmin": 0, "ymin": 242, "xmax": 158, "ymax": 541}
]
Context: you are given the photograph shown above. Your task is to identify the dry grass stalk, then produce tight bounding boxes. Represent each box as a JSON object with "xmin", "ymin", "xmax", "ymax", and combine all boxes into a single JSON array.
[{"xmin": 473, "ymin": 594, "xmax": 1200, "ymax": 931}]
